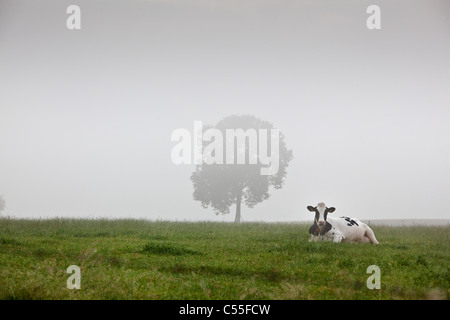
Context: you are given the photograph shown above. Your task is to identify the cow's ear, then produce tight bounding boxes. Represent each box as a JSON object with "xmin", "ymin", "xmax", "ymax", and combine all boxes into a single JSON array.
[
  {"xmin": 327, "ymin": 207, "xmax": 336, "ymax": 213},
  {"xmin": 307, "ymin": 206, "xmax": 315, "ymax": 212}
]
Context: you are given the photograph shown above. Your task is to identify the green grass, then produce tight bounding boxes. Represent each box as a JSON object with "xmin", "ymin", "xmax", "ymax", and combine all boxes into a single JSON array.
[{"xmin": 0, "ymin": 217, "xmax": 448, "ymax": 300}]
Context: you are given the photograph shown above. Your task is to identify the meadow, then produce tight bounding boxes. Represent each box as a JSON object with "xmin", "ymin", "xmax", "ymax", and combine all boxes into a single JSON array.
[{"xmin": 0, "ymin": 218, "xmax": 448, "ymax": 300}]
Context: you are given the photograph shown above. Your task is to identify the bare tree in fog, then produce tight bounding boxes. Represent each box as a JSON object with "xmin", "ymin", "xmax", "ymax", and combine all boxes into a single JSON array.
[
  {"xmin": 191, "ymin": 115, "xmax": 293, "ymax": 223},
  {"xmin": 0, "ymin": 195, "xmax": 5, "ymax": 215}
]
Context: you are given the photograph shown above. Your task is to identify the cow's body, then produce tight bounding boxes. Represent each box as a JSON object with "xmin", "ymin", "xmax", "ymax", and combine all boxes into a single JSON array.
[{"xmin": 307, "ymin": 203, "xmax": 379, "ymax": 244}]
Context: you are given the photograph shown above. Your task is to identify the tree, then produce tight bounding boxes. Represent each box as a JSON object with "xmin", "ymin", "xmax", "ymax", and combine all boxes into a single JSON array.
[
  {"xmin": 191, "ymin": 115, "xmax": 293, "ymax": 223},
  {"xmin": 0, "ymin": 195, "xmax": 5, "ymax": 215}
]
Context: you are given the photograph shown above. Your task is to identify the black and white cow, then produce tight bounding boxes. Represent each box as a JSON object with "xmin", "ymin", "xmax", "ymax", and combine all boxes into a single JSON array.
[{"xmin": 307, "ymin": 202, "xmax": 379, "ymax": 244}]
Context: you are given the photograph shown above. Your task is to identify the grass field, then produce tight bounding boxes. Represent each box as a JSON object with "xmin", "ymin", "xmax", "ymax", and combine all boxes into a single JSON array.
[{"xmin": 0, "ymin": 218, "xmax": 448, "ymax": 300}]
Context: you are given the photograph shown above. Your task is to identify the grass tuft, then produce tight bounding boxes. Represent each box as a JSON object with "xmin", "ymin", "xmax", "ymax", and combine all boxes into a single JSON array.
[{"xmin": 142, "ymin": 242, "xmax": 201, "ymax": 256}]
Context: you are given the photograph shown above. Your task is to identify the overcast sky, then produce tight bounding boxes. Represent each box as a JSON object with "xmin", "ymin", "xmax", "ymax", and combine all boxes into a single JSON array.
[{"xmin": 0, "ymin": 0, "xmax": 449, "ymax": 222}]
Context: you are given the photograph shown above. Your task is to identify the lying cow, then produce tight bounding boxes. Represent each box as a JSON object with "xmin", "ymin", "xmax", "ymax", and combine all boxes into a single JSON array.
[{"xmin": 307, "ymin": 202, "xmax": 379, "ymax": 244}]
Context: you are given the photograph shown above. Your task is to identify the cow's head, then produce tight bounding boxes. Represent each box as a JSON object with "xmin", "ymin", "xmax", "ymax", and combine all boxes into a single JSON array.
[{"xmin": 307, "ymin": 202, "xmax": 335, "ymax": 229}]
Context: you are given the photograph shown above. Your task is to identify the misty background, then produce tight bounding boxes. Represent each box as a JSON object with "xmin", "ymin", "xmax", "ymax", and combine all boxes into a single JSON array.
[{"xmin": 0, "ymin": 0, "xmax": 449, "ymax": 222}]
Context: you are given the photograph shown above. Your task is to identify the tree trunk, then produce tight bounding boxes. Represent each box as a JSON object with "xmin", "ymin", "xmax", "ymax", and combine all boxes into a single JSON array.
[{"xmin": 234, "ymin": 191, "xmax": 242, "ymax": 223}]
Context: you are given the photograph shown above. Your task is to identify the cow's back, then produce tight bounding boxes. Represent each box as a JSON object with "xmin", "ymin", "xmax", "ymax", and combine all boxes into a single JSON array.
[{"xmin": 327, "ymin": 216, "xmax": 369, "ymax": 242}]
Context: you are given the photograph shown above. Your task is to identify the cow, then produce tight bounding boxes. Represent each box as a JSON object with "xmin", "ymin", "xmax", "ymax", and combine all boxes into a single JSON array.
[{"xmin": 307, "ymin": 202, "xmax": 379, "ymax": 244}]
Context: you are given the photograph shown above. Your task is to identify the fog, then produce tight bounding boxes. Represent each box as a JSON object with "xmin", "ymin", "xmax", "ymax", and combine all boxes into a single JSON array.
[{"xmin": 0, "ymin": 0, "xmax": 449, "ymax": 222}]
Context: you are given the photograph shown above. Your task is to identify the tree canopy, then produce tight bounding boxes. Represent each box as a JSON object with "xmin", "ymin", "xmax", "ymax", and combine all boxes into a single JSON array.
[
  {"xmin": 190, "ymin": 115, "xmax": 293, "ymax": 223},
  {"xmin": 0, "ymin": 195, "xmax": 5, "ymax": 215}
]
